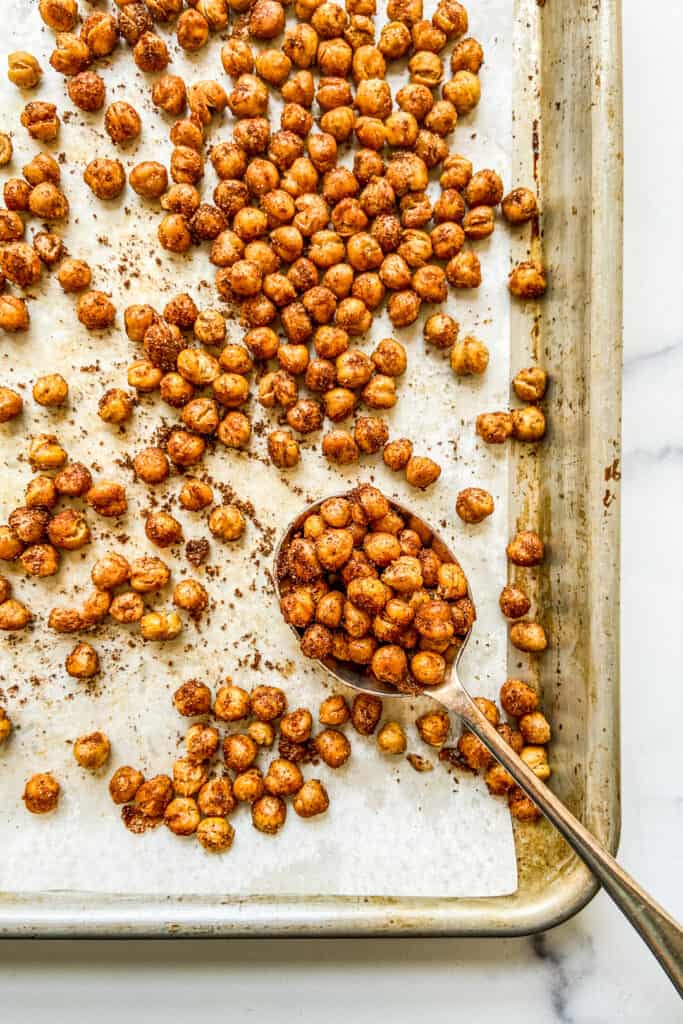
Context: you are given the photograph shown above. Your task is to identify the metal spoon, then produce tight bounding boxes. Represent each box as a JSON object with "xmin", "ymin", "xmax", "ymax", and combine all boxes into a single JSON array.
[{"xmin": 275, "ymin": 493, "xmax": 683, "ymax": 996}]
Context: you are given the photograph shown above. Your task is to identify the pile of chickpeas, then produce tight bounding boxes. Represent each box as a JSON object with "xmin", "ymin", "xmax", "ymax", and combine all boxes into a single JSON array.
[{"xmin": 278, "ymin": 484, "xmax": 477, "ymax": 689}]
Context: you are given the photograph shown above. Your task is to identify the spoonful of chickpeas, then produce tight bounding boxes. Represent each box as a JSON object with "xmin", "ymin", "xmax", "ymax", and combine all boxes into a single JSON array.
[{"xmin": 275, "ymin": 484, "xmax": 683, "ymax": 996}]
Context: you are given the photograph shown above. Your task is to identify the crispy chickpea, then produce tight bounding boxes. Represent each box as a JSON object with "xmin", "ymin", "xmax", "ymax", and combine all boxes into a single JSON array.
[
  {"xmin": 264, "ymin": 758, "xmax": 303, "ymax": 797},
  {"xmin": 133, "ymin": 32, "xmax": 169, "ymax": 73},
  {"xmin": 0, "ymin": 598, "xmax": 32, "ymax": 630},
  {"xmin": 86, "ymin": 481, "xmax": 127, "ymax": 518},
  {"xmin": 109, "ymin": 766, "xmax": 144, "ymax": 805},
  {"xmin": 496, "ymin": 584, "xmax": 530, "ymax": 622},
  {"xmin": 9, "ymin": 507, "xmax": 48, "ymax": 545},
  {"xmin": 0, "ymin": 133, "xmax": 11, "ymax": 166},
  {"xmin": 499, "ymin": 679, "xmax": 538, "ymax": 719},
  {"xmin": 449, "ymin": 336, "xmax": 489, "ymax": 378},
  {"xmin": 31, "ymin": 374, "xmax": 67, "ymax": 408},
  {"xmin": 246, "ymin": 722, "xmax": 274, "ymax": 749},
  {"xmin": 178, "ymin": 479, "xmax": 213, "ymax": 512},
  {"xmin": 21, "ymin": 101, "xmax": 60, "ymax": 143},
  {"xmin": 29, "ymin": 433, "xmax": 67, "ymax": 471},
  {"xmin": 1, "ymin": 241, "xmax": 41, "ymax": 288},
  {"xmin": 0, "ymin": 210, "xmax": 24, "ymax": 244},
  {"xmin": 443, "ymin": 70, "xmax": 481, "ymax": 114},
  {"xmin": 174, "ymin": 679, "xmax": 212, "ymax": 717},
  {"xmin": 403, "ymin": 456, "xmax": 440, "ymax": 490},
  {"xmin": 8, "ymin": 51, "xmax": 43, "ymax": 89},
  {"xmin": 512, "ymin": 367, "xmax": 548, "ymax": 403},
  {"xmin": 176, "ymin": 8, "xmax": 209, "ymax": 50},
  {"xmin": 163, "ymin": 796, "xmax": 200, "ymax": 836},
  {"xmin": 300, "ymin": 622, "xmax": 334, "ymax": 659},
  {"xmin": 223, "ymin": 733, "xmax": 258, "ymax": 774},
  {"xmin": 317, "ymin": 695, "xmax": 349, "ymax": 728},
  {"xmin": 509, "ymin": 260, "xmax": 547, "ymax": 299},
  {"xmin": 521, "ymin": 745, "xmax": 551, "ymax": 781},
  {"xmin": 0, "ymin": 387, "xmax": 23, "ymax": 423},
  {"xmin": 252, "ymin": 794, "xmax": 286, "ymax": 833},
  {"xmin": 350, "ymin": 693, "xmax": 382, "ymax": 735},
  {"xmin": 378, "ymin": 440, "xmax": 412, "ymax": 476},
  {"xmin": 50, "ymin": 609, "xmax": 85, "ymax": 637},
  {"xmin": 250, "ymin": 685, "xmax": 286, "ymax": 723},
  {"xmin": 450, "ymin": 35, "xmax": 484, "ymax": 73},
  {"xmin": 502, "ymin": 187, "xmax": 537, "ymax": 224},
  {"xmin": 161, "ymin": 184, "xmax": 200, "ymax": 219},
  {"xmin": 50, "ymin": 33, "xmax": 90, "ymax": 76},
  {"xmin": 54, "ymin": 463, "xmax": 92, "ymax": 499},
  {"xmin": 455, "ymin": 487, "xmax": 494, "ymax": 525},
  {"xmin": 510, "ymin": 621, "xmax": 548, "ymax": 653},
  {"xmin": 511, "ymin": 406, "xmax": 546, "ymax": 443},
  {"xmin": 422, "ymin": 313, "xmax": 456, "ymax": 351},
  {"xmin": 410, "ymin": 649, "xmax": 445, "ymax": 686},
  {"xmin": 73, "ymin": 731, "xmax": 110, "ymax": 771},
  {"xmin": 129, "ymin": 161, "xmax": 168, "ymax": 200},
  {"xmin": 208, "ymin": 505, "xmax": 245, "ymax": 543},
  {"xmin": 249, "ymin": 0, "xmax": 285, "ymax": 39},
  {"xmin": 197, "ymin": 778, "xmax": 235, "ymax": 818},
  {"xmin": 173, "ymin": 578, "xmax": 208, "ymax": 617},
  {"xmin": 130, "ymin": 556, "xmax": 171, "ymax": 594},
  {"xmin": 416, "ymin": 710, "xmax": 450, "ymax": 747},
  {"xmin": 109, "ymin": 592, "xmax": 144, "ymax": 624},
  {"xmin": 145, "ymin": 510, "xmax": 182, "ymax": 548},
  {"xmin": 4, "ymin": 179, "xmax": 31, "ymax": 213},
  {"xmin": 0, "ymin": 295, "xmax": 30, "ymax": 332},
  {"xmin": 33, "ymin": 231, "xmax": 64, "ymax": 267},
  {"xmin": 293, "ymin": 779, "xmax": 329, "ymax": 817},
  {"xmin": 507, "ymin": 531, "xmax": 545, "ymax": 567},
  {"xmin": 315, "ymin": 728, "xmax": 351, "ymax": 768},
  {"xmin": 446, "ymin": 250, "xmax": 481, "ymax": 289},
  {"xmin": 476, "ymin": 411, "xmax": 513, "ymax": 444},
  {"xmin": 25, "ymin": 476, "xmax": 57, "ymax": 510},
  {"xmin": 98, "ymin": 388, "xmax": 133, "ymax": 425},
  {"xmin": 185, "ymin": 723, "xmax": 219, "ymax": 764},
  {"xmin": 117, "ymin": 3, "xmax": 153, "ymax": 46},
  {"xmin": 29, "ymin": 182, "xmax": 69, "ymax": 221},
  {"xmin": 135, "ymin": 775, "xmax": 173, "ymax": 819},
  {"xmin": 23, "ymin": 772, "xmax": 60, "ymax": 814},
  {"xmin": 322, "ymin": 429, "xmax": 359, "ymax": 465},
  {"xmin": 83, "ymin": 159, "xmax": 125, "ymax": 202},
  {"xmin": 232, "ymin": 768, "xmax": 264, "ymax": 804},
  {"xmin": 20, "ymin": 544, "xmax": 59, "ymax": 578},
  {"xmin": 166, "ymin": 429, "xmax": 205, "ymax": 466},
  {"xmin": 519, "ymin": 711, "xmax": 551, "ymax": 746},
  {"xmin": 173, "ymin": 757, "xmax": 208, "ymax": 798}
]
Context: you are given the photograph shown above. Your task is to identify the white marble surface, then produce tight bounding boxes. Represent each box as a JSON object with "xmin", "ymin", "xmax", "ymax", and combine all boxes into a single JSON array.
[{"xmin": 1, "ymin": 0, "xmax": 682, "ymax": 1019}]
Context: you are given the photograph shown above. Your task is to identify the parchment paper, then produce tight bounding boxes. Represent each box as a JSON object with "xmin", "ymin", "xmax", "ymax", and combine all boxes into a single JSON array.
[{"xmin": 0, "ymin": 0, "xmax": 517, "ymax": 897}]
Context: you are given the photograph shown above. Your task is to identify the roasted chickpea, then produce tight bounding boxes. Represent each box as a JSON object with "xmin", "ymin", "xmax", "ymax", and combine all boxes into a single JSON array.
[
  {"xmin": 118, "ymin": 3, "xmax": 153, "ymax": 46},
  {"xmin": 84, "ymin": 159, "xmax": 125, "ymax": 201},
  {"xmin": 173, "ymin": 578, "xmax": 208, "ymax": 617},
  {"xmin": 167, "ymin": 421, "xmax": 207, "ymax": 462},
  {"xmin": 502, "ymin": 187, "xmax": 538, "ymax": 225},
  {"xmin": 476, "ymin": 411, "xmax": 513, "ymax": 444},
  {"xmin": 0, "ymin": 387, "xmax": 23, "ymax": 423},
  {"xmin": 133, "ymin": 775, "xmax": 173, "ymax": 819},
  {"xmin": 499, "ymin": 679, "xmax": 538, "ymax": 718},
  {"xmin": 183, "ymin": 723, "xmax": 219, "ymax": 764},
  {"xmin": 109, "ymin": 592, "xmax": 144, "ymax": 623},
  {"xmin": 0, "ymin": 295, "xmax": 29, "ymax": 332},
  {"xmin": 207, "ymin": 505, "xmax": 244, "ymax": 543},
  {"xmin": 97, "ymin": 388, "xmax": 133, "ymax": 425},
  {"xmin": 86, "ymin": 481, "xmax": 127, "ymax": 518},
  {"xmin": 519, "ymin": 711, "xmax": 551, "ymax": 746},
  {"xmin": 263, "ymin": 758, "xmax": 303, "ymax": 797},
  {"xmin": 4, "ymin": 179, "xmax": 31, "ymax": 214},
  {"xmin": 174, "ymin": 679, "xmax": 212, "ymax": 717},
  {"xmin": 197, "ymin": 778, "xmax": 235, "ymax": 819},
  {"xmin": 73, "ymin": 731, "xmax": 110, "ymax": 771},
  {"xmin": 129, "ymin": 556, "xmax": 171, "ymax": 594},
  {"xmin": 20, "ymin": 543, "xmax": 59, "ymax": 578},
  {"xmin": 416, "ymin": 710, "xmax": 450, "ymax": 747},
  {"xmin": 510, "ymin": 621, "xmax": 548, "ymax": 653},
  {"xmin": 506, "ymin": 530, "xmax": 545, "ymax": 567},
  {"xmin": 512, "ymin": 367, "xmax": 548, "ymax": 403},
  {"xmin": 47, "ymin": 510, "xmax": 90, "ymax": 551},
  {"xmin": 20, "ymin": 101, "xmax": 59, "ymax": 143},
  {"xmin": 0, "ymin": 133, "xmax": 11, "ymax": 166},
  {"xmin": 0, "ymin": 597, "xmax": 31, "ymax": 630},
  {"xmin": 140, "ymin": 610, "xmax": 182, "ymax": 642},
  {"xmin": 133, "ymin": 31, "xmax": 169, "ymax": 73},
  {"xmin": 28, "ymin": 433, "xmax": 67, "ymax": 471},
  {"xmin": 408, "ymin": 649, "xmax": 444, "ymax": 686},
  {"xmin": 53, "ymin": 463, "xmax": 92, "ymax": 500},
  {"xmin": 23, "ymin": 772, "xmax": 60, "ymax": 814},
  {"xmin": 144, "ymin": 510, "xmax": 181, "ymax": 548},
  {"xmin": 30, "ymin": 373, "xmax": 67, "ymax": 409},
  {"xmin": 454, "ymin": 487, "xmax": 494, "ymax": 525},
  {"xmin": 65, "ymin": 642, "xmax": 100, "ymax": 679},
  {"xmin": 109, "ymin": 766, "xmax": 144, "ymax": 805},
  {"xmin": 508, "ymin": 260, "xmax": 547, "ymax": 298},
  {"xmin": 8, "ymin": 51, "xmax": 43, "ymax": 89},
  {"xmin": 290, "ymin": 778, "xmax": 327, "ymax": 817},
  {"xmin": 49, "ymin": 33, "xmax": 90, "ymax": 76},
  {"xmin": 221, "ymin": 733, "xmax": 257, "ymax": 774},
  {"xmin": 24, "ymin": 476, "xmax": 57, "ymax": 511},
  {"xmin": 128, "ymin": 161, "xmax": 167, "ymax": 200},
  {"xmin": 511, "ymin": 406, "xmax": 546, "ymax": 443},
  {"xmin": 32, "ymin": 231, "xmax": 64, "ymax": 268},
  {"xmin": 1, "ymin": 241, "xmax": 41, "ymax": 288},
  {"xmin": 314, "ymin": 727, "xmax": 350, "ymax": 768}
]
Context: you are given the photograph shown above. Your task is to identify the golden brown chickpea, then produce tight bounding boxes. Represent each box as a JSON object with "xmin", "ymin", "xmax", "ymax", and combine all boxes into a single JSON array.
[
  {"xmin": 20, "ymin": 543, "xmax": 59, "ymax": 578},
  {"xmin": 8, "ymin": 51, "xmax": 43, "ymax": 89},
  {"xmin": 31, "ymin": 373, "xmax": 67, "ymax": 408},
  {"xmin": 64, "ymin": 642, "xmax": 100, "ymax": 680},
  {"xmin": 316, "ymin": 696, "xmax": 349, "ymax": 729},
  {"xmin": 263, "ymin": 428, "xmax": 301, "ymax": 470},
  {"xmin": 251, "ymin": 793, "xmax": 286, "ymax": 833},
  {"xmin": 518, "ymin": 710, "xmax": 551, "ymax": 746},
  {"xmin": 166, "ymin": 428, "xmax": 206, "ymax": 467},
  {"xmin": 316, "ymin": 591, "xmax": 345, "ymax": 628},
  {"xmin": 442, "ymin": 67, "xmax": 480, "ymax": 112},
  {"xmin": 508, "ymin": 260, "xmax": 547, "ymax": 299},
  {"xmin": 174, "ymin": 679, "xmax": 212, "ymax": 717},
  {"xmin": 1, "ymin": 241, "xmax": 41, "ymax": 288},
  {"xmin": 9, "ymin": 507, "xmax": 49, "ymax": 545},
  {"xmin": 248, "ymin": 685, "xmax": 285, "ymax": 723},
  {"xmin": 499, "ymin": 679, "xmax": 538, "ymax": 718},
  {"xmin": 0, "ymin": 597, "xmax": 32, "ymax": 630},
  {"xmin": 264, "ymin": 758, "xmax": 303, "ymax": 797},
  {"xmin": 29, "ymin": 182, "xmax": 69, "ymax": 222},
  {"xmin": 402, "ymin": 456, "xmax": 439, "ymax": 490},
  {"xmin": 0, "ymin": 387, "xmax": 23, "ymax": 423},
  {"xmin": 0, "ymin": 295, "xmax": 29, "ymax": 332},
  {"xmin": 300, "ymin": 622, "xmax": 334, "ymax": 659},
  {"xmin": 50, "ymin": 33, "xmax": 91, "ymax": 76},
  {"xmin": 118, "ymin": 3, "xmax": 153, "ymax": 46},
  {"xmin": 197, "ymin": 778, "xmax": 235, "ymax": 818},
  {"xmin": 196, "ymin": 817, "xmax": 235, "ymax": 851},
  {"xmin": 136, "ymin": 774, "xmax": 173, "ymax": 818},
  {"xmin": 177, "ymin": 349, "xmax": 221, "ymax": 388},
  {"xmin": 246, "ymin": 722, "xmax": 275, "ymax": 750},
  {"xmin": 176, "ymin": 8, "xmax": 209, "ymax": 50},
  {"xmin": 86, "ymin": 481, "xmax": 127, "ymax": 518},
  {"xmin": 512, "ymin": 367, "xmax": 548, "ymax": 404},
  {"xmin": 80, "ymin": 589, "xmax": 112, "ymax": 628},
  {"xmin": 349, "ymin": 693, "xmax": 381, "ymax": 736},
  {"xmin": 249, "ymin": 0, "xmax": 285, "ymax": 38},
  {"xmin": 78, "ymin": 291, "xmax": 117, "ymax": 333},
  {"xmin": 83, "ymin": 159, "xmax": 125, "ymax": 202},
  {"xmin": 97, "ymin": 388, "xmax": 133, "ymax": 425},
  {"xmin": 455, "ymin": 487, "xmax": 494, "ymax": 525},
  {"xmin": 506, "ymin": 530, "xmax": 545, "ymax": 567},
  {"xmin": 222, "ymin": 733, "xmax": 258, "ymax": 774},
  {"xmin": 184, "ymin": 723, "xmax": 219, "ymax": 764},
  {"xmin": 320, "ymin": 428, "xmax": 358, "ymax": 465},
  {"xmin": 163, "ymin": 796, "xmax": 200, "ymax": 836},
  {"xmin": 521, "ymin": 745, "xmax": 551, "ymax": 781},
  {"xmin": 79, "ymin": 9, "xmax": 118, "ymax": 56},
  {"xmin": 208, "ymin": 505, "xmax": 245, "ymax": 543},
  {"xmin": 129, "ymin": 161, "xmax": 168, "ymax": 200},
  {"xmin": 47, "ymin": 606, "xmax": 84, "ymax": 634},
  {"xmin": 0, "ymin": 133, "xmax": 11, "ymax": 166},
  {"xmin": 448, "ymin": 34, "xmax": 483, "ymax": 72},
  {"xmin": 54, "ymin": 463, "xmax": 92, "ymax": 498},
  {"xmin": 371, "ymin": 720, "xmax": 406, "ymax": 757},
  {"xmin": 109, "ymin": 766, "xmax": 145, "ymax": 805},
  {"xmin": 501, "ymin": 187, "xmax": 538, "ymax": 225},
  {"xmin": 448, "ymin": 337, "xmax": 489, "ymax": 379},
  {"xmin": 73, "ymin": 731, "xmax": 110, "ymax": 771},
  {"xmin": 109, "ymin": 592, "xmax": 144, "ymax": 624},
  {"xmin": 29, "ymin": 433, "xmax": 67, "ymax": 471},
  {"xmin": 315, "ymin": 728, "xmax": 351, "ymax": 768},
  {"xmin": 510, "ymin": 622, "xmax": 548, "ymax": 654},
  {"xmin": 33, "ymin": 231, "xmax": 64, "ymax": 267},
  {"xmin": 370, "ymin": 644, "xmax": 407, "ymax": 686},
  {"xmin": 23, "ymin": 772, "xmax": 60, "ymax": 814},
  {"xmin": 216, "ymin": 411, "xmax": 251, "ymax": 450},
  {"xmin": 463, "ymin": 205, "xmax": 496, "ymax": 241},
  {"xmin": 173, "ymin": 756, "xmax": 209, "ymax": 798},
  {"xmin": 293, "ymin": 779, "xmax": 329, "ymax": 817},
  {"xmin": 177, "ymin": 479, "xmax": 212, "ymax": 513},
  {"xmin": 4, "ymin": 179, "xmax": 31, "ymax": 213},
  {"xmin": 0, "ymin": 210, "xmax": 24, "ymax": 244},
  {"xmin": 25, "ymin": 476, "xmax": 57, "ymax": 510},
  {"xmin": 144, "ymin": 510, "xmax": 181, "ymax": 548},
  {"xmin": 151, "ymin": 75, "xmax": 186, "ymax": 118},
  {"xmin": 0, "ymin": 527, "xmax": 25, "ymax": 561},
  {"xmin": 133, "ymin": 31, "xmax": 169, "ymax": 73},
  {"xmin": 20, "ymin": 101, "xmax": 59, "ymax": 143},
  {"xmin": 511, "ymin": 406, "xmax": 546, "ymax": 443},
  {"xmin": 409, "ymin": 649, "xmax": 444, "ymax": 686},
  {"xmin": 416, "ymin": 710, "xmax": 450, "ymax": 747},
  {"xmin": 445, "ymin": 250, "xmax": 481, "ymax": 289},
  {"xmin": 162, "ymin": 184, "xmax": 201, "ymax": 220},
  {"xmin": 496, "ymin": 583, "xmax": 529, "ymax": 621},
  {"xmin": 351, "ymin": 415, "xmax": 387, "ymax": 454},
  {"xmin": 128, "ymin": 556, "xmax": 170, "ymax": 595},
  {"xmin": 476, "ymin": 411, "xmax": 513, "ymax": 445},
  {"xmin": 173, "ymin": 578, "xmax": 208, "ymax": 617}
]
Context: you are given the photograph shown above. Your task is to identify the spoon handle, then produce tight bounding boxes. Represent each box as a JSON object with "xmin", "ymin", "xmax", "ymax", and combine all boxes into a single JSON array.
[{"xmin": 441, "ymin": 688, "xmax": 683, "ymax": 996}]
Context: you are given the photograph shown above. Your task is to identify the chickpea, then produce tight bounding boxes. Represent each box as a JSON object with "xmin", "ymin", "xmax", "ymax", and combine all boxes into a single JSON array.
[
  {"xmin": 0, "ymin": 599, "xmax": 32, "ymax": 630},
  {"xmin": 510, "ymin": 621, "xmax": 548, "ymax": 653},
  {"xmin": 518, "ymin": 710, "xmax": 551, "ymax": 746},
  {"xmin": 222, "ymin": 733, "xmax": 257, "ymax": 774},
  {"xmin": 8, "ymin": 51, "xmax": 43, "ymax": 89},
  {"xmin": 84, "ymin": 159, "xmax": 125, "ymax": 201},
  {"xmin": 502, "ymin": 188, "xmax": 537, "ymax": 225},
  {"xmin": 280, "ymin": 589, "xmax": 315, "ymax": 629},
  {"xmin": 450, "ymin": 36, "xmax": 484, "ymax": 73},
  {"xmin": 184, "ymin": 723, "xmax": 219, "ymax": 764},
  {"xmin": 476, "ymin": 411, "xmax": 513, "ymax": 444},
  {"xmin": 31, "ymin": 373, "xmax": 67, "ymax": 409},
  {"xmin": 1, "ymin": 241, "xmax": 41, "ymax": 288},
  {"xmin": 129, "ymin": 161, "xmax": 168, "ymax": 200},
  {"xmin": 33, "ymin": 231, "xmax": 65, "ymax": 268},
  {"xmin": 135, "ymin": 775, "xmax": 173, "ymax": 818},
  {"xmin": 0, "ymin": 387, "xmax": 23, "ymax": 423},
  {"xmin": 402, "ymin": 456, "xmax": 440, "ymax": 490},
  {"xmin": 162, "ymin": 184, "xmax": 201, "ymax": 219},
  {"xmin": 163, "ymin": 796, "xmax": 200, "ymax": 836},
  {"xmin": 521, "ymin": 745, "xmax": 551, "ymax": 781},
  {"xmin": 0, "ymin": 295, "xmax": 30, "ymax": 332},
  {"xmin": 512, "ymin": 367, "xmax": 548, "ymax": 404},
  {"xmin": 54, "ymin": 463, "xmax": 92, "ymax": 499},
  {"xmin": 110, "ymin": 592, "xmax": 144, "ymax": 624},
  {"xmin": 80, "ymin": 10, "xmax": 119, "ymax": 56},
  {"xmin": 251, "ymin": 794, "xmax": 286, "ymax": 834},
  {"xmin": 166, "ymin": 428, "xmax": 205, "ymax": 466},
  {"xmin": 24, "ymin": 476, "xmax": 57, "ymax": 511},
  {"xmin": 245, "ymin": 686, "xmax": 285, "ymax": 726},
  {"xmin": 0, "ymin": 527, "xmax": 26, "ymax": 561},
  {"xmin": 177, "ymin": 349, "xmax": 221, "ymax": 387},
  {"xmin": 195, "ymin": 816, "xmax": 234, "ymax": 852},
  {"xmin": 174, "ymin": 679, "xmax": 212, "ymax": 717},
  {"xmin": 509, "ymin": 260, "xmax": 547, "ymax": 299},
  {"xmin": 409, "ymin": 649, "xmax": 444, "ymax": 686},
  {"xmin": 133, "ymin": 32, "xmax": 169, "ymax": 73},
  {"xmin": 443, "ymin": 70, "xmax": 481, "ymax": 114},
  {"xmin": 511, "ymin": 406, "xmax": 546, "ymax": 443},
  {"xmin": 23, "ymin": 773, "xmax": 60, "ymax": 814},
  {"xmin": 445, "ymin": 250, "xmax": 481, "ymax": 289},
  {"xmin": 498, "ymin": 681, "xmax": 538, "ymax": 721},
  {"xmin": 300, "ymin": 622, "xmax": 334, "ymax": 659},
  {"xmin": 129, "ymin": 556, "xmax": 170, "ymax": 594},
  {"xmin": 0, "ymin": 133, "xmax": 11, "ymax": 166},
  {"xmin": 291, "ymin": 779, "xmax": 328, "ymax": 818},
  {"xmin": 73, "ymin": 731, "xmax": 110, "ymax": 770},
  {"xmin": 97, "ymin": 388, "xmax": 133, "ymax": 425},
  {"xmin": 109, "ymin": 766, "xmax": 145, "ymax": 805},
  {"xmin": 50, "ymin": 33, "xmax": 91, "ymax": 76},
  {"xmin": 20, "ymin": 544, "xmax": 59, "ymax": 578},
  {"xmin": 506, "ymin": 531, "xmax": 544, "ymax": 569},
  {"xmin": 197, "ymin": 778, "xmax": 235, "ymax": 817},
  {"xmin": 29, "ymin": 433, "xmax": 67, "ymax": 471},
  {"xmin": 322, "ymin": 429, "xmax": 359, "ymax": 466},
  {"xmin": 347, "ymin": 693, "xmax": 380, "ymax": 736},
  {"xmin": 4, "ymin": 179, "xmax": 31, "ymax": 213},
  {"xmin": 20, "ymin": 101, "xmax": 59, "ymax": 143},
  {"xmin": 249, "ymin": 0, "xmax": 285, "ymax": 39},
  {"xmin": 144, "ymin": 510, "xmax": 181, "ymax": 548},
  {"xmin": 416, "ymin": 710, "xmax": 450, "ymax": 747},
  {"xmin": 176, "ymin": 8, "xmax": 209, "ymax": 50},
  {"xmin": 454, "ymin": 487, "xmax": 494, "ymax": 525},
  {"xmin": 315, "ymin": 728, "xmax": 351, "ymax": 768},
  {"xmin": 118, "ymin": 4, "xmax": 153, "ymax": 46},
  {"xmin": 264, "ymin": 758, "xmax": 304, "ymax": 797},
  {"xmin": 9, "ymin": 507, "xmax": 48, "ymax": 545},
  {"xmin": 173, "ymin": 579, "xmax": 208, "ymax": 617},
  {"xmin": 86, "ymin": 481, "xmax": 127, "ymax": 518},
  {"xmin": 0, "ymin": 210, "xmax": 24, "ymax": 244}
]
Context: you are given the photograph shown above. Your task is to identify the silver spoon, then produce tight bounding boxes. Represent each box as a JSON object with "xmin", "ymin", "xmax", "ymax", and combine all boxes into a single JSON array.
[{"xmin": 275, "ymin": 493, "xmax": 683, "ymax": 996}]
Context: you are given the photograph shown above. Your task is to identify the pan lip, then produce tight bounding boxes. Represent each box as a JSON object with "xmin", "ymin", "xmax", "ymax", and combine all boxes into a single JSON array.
[{"xmin": 273, "ymin": 488, "xmax": 475, "ymax": 697}]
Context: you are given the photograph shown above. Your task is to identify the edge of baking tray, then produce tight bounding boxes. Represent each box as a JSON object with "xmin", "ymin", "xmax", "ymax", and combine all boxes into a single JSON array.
[{"xmin": 0, "ymin": 0, "xmax": 623, "ymax": 938}]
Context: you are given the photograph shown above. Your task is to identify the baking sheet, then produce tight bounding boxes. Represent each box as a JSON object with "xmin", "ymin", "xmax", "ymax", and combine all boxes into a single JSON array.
[{"xmin": 0, "ymin": 0, "xmax": 517, "ymax": 898}]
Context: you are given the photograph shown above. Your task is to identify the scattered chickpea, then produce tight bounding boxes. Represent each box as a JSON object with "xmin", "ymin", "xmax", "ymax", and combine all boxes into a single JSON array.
[
  {"xmin": 509, "ymin": 261, "xmax": 547, "ymax": 299},
  {"xmin": 405, "ymin": 456, "xmax": 441, "ymax": 489},
  {"xmin": 32, "ymin": 374, "xmax": 68, "ymax": 408},
  {"xmin": 0, "ymin": 387, "xmax": 23, "ymax": 423},
  {"xmin": 8, "ymin": 51, "xmax": 43, "ymax": 89},
  {"xmin": 174, "ymin": 679, "xmax": 212, "ymax": 717},
  {"xmin": 109, "ymin": 766, "xmax": 144, "ymax": 805},
  {"xmin": 499, "ymin": 584, "xmax": 531, "ymax": 620},
  {"xmin": 511, "ymin": 406, "xmax": 546, "ymax": 442},
  {"xmin": 140, "ymin": 609, "xmax": 182, "ymax": 641},
  {"xmin": 65, "ymin": 642, "xmax": 100, "ymax": 679},
  {"xmin": 23, "ymin": 772, "xmax": 60, "ymax": 814},
  {"xmin": 197, "ymin": 817, "xmax": 235, "ymax": 852},
  {"xmin": 416, "ymin": 710, "xmax": 450, "ymax": 747},
  {"xmin": 376, "ymin": 720, "xmax": 407, "ymax": 755},
  {"xmin": 476, "ymin": 411, "xmax": 513, "ymax": 445},
  {"xmin": 73, "ymin": 731, "xmax": 110, "ymax": 770},
  {"xmin": 450, "ymin": 335, "xmax": 489, "ymax": 376},
  {"xmin": 455, "ymin": 487, "xmax": 494, "ymax": 524}
]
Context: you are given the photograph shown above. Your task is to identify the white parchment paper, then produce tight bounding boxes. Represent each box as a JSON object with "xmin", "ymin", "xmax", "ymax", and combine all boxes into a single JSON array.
[{"xmin": 0, "ymin": 0, "xmax": 517, "ymax": 897}]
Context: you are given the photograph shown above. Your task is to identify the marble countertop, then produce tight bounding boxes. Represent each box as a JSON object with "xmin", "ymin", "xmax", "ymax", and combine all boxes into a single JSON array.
[{"xmin": 1, "ymin": 0, "xmax": 681, "ymax": 1019}]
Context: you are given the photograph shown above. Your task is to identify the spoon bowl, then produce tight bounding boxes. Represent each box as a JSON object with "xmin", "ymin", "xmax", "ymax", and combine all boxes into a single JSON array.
[{"xmin": 273, "ymin": 490, "xmax": 683, "ymax": 994}]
